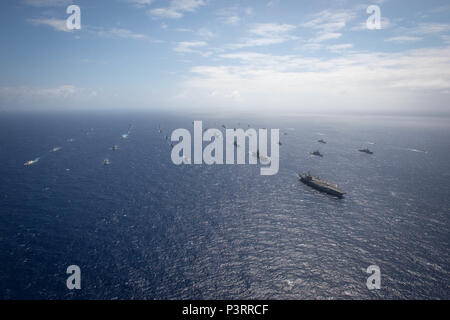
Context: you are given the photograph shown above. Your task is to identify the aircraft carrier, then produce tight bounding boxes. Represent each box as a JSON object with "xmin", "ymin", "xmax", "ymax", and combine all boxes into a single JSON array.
[{"xmin": 299, "ymin": 173, "xmax": 346, "ymax": 198}]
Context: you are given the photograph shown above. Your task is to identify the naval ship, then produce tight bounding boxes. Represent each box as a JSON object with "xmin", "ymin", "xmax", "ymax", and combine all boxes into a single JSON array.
[
  {"xmin": 299, "ymin": 173, "xmax": 346, "ymax": 198},
  {"xmin": 310, "ymin": 150, "xmax": 324, "ymax": 157},
  {"xmin": 359, "ymin": 148, "xmax": 373, "ymax": 154}
]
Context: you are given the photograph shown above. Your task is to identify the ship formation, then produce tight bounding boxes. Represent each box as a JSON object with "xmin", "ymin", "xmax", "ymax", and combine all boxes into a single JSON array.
[
  {"xmin": 23, "ymin": 119, "xmax": 379, "ymax": 199},
  {"xmin": 297, "ymin": 139, "xmax": 374, "ymax": 198}
]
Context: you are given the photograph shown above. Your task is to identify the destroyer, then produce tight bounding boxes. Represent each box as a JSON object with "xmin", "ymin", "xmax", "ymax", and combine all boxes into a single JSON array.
[
  {"xmin": 359, "ymin": 148, "xmax": 373, "ymax": 154},
  {"xmin": 299, "ymin": 173, "xmax": 345, "ymax": 198}
]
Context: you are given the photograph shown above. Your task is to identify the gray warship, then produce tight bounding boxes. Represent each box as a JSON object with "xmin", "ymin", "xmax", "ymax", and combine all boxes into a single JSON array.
[
  {"xmin": 299, "ymin": 173, "xmax": 346, "ymax": 198},
  {"xmin": 359, "ymin": 148, "xmax": 373, "ymax": 154}
]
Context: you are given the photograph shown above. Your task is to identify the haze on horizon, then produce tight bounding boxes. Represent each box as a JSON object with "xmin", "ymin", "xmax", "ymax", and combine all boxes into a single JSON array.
[{"xmin": 0, "ymin": 0, "xmax": 449, "ymax": 116}]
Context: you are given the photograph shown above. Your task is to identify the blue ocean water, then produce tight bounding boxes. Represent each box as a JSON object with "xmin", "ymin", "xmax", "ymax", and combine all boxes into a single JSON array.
[{"xmin": 0, "ymin": 111, "xmax": 449, "ymax": 300}]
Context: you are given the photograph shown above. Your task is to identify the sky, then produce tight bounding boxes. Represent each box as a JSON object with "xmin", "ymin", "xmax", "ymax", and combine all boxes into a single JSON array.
[{"xmin": 0, "ymin": 0, "xmax": 449, "ymax": 115}]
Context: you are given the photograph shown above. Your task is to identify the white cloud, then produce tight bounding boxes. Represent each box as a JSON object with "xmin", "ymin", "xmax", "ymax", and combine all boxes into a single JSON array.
[
  {"xmin": 176, "ymin": 47, "xmax": 450, "ymax": 114},
  {"xmin": 226, "ymin": 23, "xmax": 298, "ymax": 49},
  {"xmin": 412, "ymin": 23, "xmax": 450, "ymax": 34},
  {"xmin": 197, "ymin": 28, "xmax": 215, "ymax": 38},
  {"xmin": 301, "ymin": 10, "xmax": 355, "ymax": 32},
  {"xmin": 228, "ymin": 37, "xmax": 291, "ymax": 49},
  {"xmin": 222, "ymin": 15, "xmax": 240, "ymax": 26},
  {"xmin": 127, "ymin": 0, "xmax": 154, "ymax": 7},
  {"xmin": 0, "ymin": 85, "xmax": 101, "ymax": 110},
  {"xmin": 24, "ymin": 0, "xmax": 72, "ymax": 7},
  {"xmin": 89, "ymin": 27, "xmax": 148, "ymax": 40},
  {"xmin": 148, "ymin": 0, "xmax": 205, "ymax": 19},
  {"xmin": 327, "ymin": 43, "xmax": 353, "ymax": 51},
  {"xmin": 27, "ymin": 18, "xmax": 151, "ymax": 40},
  {"xmin": 302, "ymin": 43, "xmax": 322, "ymax": 51},
  {"xmin": 27, "ymin": 18, "xmax": 70, "ymax": 32},
  {"xmin": 2, "ymin": 85, "xmax": 170, "ymax": 111},
  {"xmin": 174, "ymin": 27, "xmax": 215, "ymax": 38},
  {"xmin": 385, "ymin": 22, "xmax": 450, "ymax": 44},
  {"xmin": 216, "ymin": 6, "xmax": 253, "ymax": 26},
  {"xmin": 385, "ymin": 36, "xmax": 423, "ymax": 43},
  {"xmin": 313, "ymin": 32, "xmax": 342, "ymax": 42},
  {"xmin": 171, "ymin": 0, "xmax": 205, "ymax": 12},
  {"xmin": 149, "ymin": 8, "xmax": 183, "ymax": 19},
  {"xmin": 174, "ymin": 41, "xmax": 207, "ymax": 53},
  {"xmin": 301, "ymin": 10, "xmax": 355, "ymax": 44},
  {"xmin": 249, "ymin": 23, "xmax": 296, "ymax": 37},
  {"xmin": 0, "ymin": 85, "xmax": 92, "ymax": 98},
  {"xmin": 389, "ymin": 23, "xmax": 450, "ymax": 38},
  {"xmin": 40, "ymin": 85, "xmax": 80, "ymax": 97}
]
